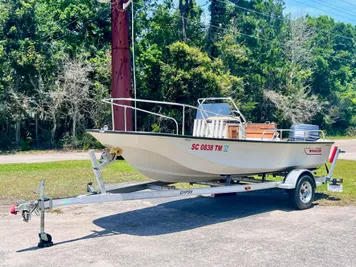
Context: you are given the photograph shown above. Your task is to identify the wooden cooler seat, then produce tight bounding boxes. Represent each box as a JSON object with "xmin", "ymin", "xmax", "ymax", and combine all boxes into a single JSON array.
[{"xmin": 246, "ymin": 123, "xmax": 277, "ymax": 139}]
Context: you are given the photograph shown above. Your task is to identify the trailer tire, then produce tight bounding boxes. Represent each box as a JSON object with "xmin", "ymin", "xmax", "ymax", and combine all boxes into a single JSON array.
[{"xmin": 289, "ymin": 175, "xmax": 315, "ymax": 210}]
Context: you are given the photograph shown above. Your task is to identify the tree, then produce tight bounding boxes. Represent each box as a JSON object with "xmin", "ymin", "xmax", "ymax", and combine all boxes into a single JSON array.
[
  {"xmin": 179, "ymin": 0, "xmax": 193, "ymax": 41},
  {"xmin": 1, "ymin": 0, "xmax": 356, "ymax": 150},
  {"xmin": 207, "ymin": 0, "xmax": 227, "ymax": 57},
  {"xmin": 264, "ymin": 89, "xmax": 323, "ymax": 124},
  {"xmin": 307, "ymin": 16, "xmax": 356, "ymax": 134},
  {"xmin": 161, "ymin": 42, "xmax": 243, "ymax": 103},
  {"xmin": 59, "ymin": 59, "xmax": 92, "ymax": 143},
  {"xmin": 264, "ymin": 17, "xmax": 323, "ymax": 125}
]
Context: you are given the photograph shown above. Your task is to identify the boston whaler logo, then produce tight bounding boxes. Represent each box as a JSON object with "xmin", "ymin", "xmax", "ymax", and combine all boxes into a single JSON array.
[{"xmin": 304, "ymin": 147, "xmax": 322, "ymax": 155}]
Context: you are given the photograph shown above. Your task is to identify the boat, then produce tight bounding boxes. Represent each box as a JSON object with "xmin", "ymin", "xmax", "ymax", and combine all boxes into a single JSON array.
[
  {"xmin": 88, "ymin": 97, "xmax": 334, "ymax": 183},
  {"xmin": 8, "ymin": 1, "xmax": 343, "ymax": 248},
  {"xmin": 10, "ymin": 97, "xmax": 342, "ymax": 249}
]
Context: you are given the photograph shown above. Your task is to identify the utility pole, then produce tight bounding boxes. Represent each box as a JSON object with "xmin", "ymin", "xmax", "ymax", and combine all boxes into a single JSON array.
[{"xmin": 111, "ymin": 0, "xmax": 132, "ymax": 131}]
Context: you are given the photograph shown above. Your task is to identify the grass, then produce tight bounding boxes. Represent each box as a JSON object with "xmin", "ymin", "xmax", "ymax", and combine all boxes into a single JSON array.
[
  {"xmin": 314, "ymin": 159, "xmax": 356, "ymax": 205},
  {"xmin": 266, "ymin": 159, "xmax": 356, "ymax": 205},
  {"xmin": 0, "ymin": 159, "xmax": 355, "ymax": 205},
  {"xmin": 0, "ymin": 160, "xmax": 148, "ymax": 200}
]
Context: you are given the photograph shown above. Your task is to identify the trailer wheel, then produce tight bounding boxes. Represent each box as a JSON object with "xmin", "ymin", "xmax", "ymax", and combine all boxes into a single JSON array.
[
  {"xmin": 289, "ymin": 175, "xmax": 315, "ymax": 210},
  {"xmin": 38, "ymin": 233, "xmax": 53, "ymax": 248}
]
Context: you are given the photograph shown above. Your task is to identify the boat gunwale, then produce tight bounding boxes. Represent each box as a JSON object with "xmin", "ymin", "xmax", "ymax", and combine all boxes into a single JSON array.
[{"xmin": 87, "ymin": 129, "xmax": 335, "ymax": 145}]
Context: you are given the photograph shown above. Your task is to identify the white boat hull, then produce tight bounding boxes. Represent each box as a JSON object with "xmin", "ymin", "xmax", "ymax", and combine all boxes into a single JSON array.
[{"xmin": 88, "ymin": 130, "xmax": 334, "ymax": 183}]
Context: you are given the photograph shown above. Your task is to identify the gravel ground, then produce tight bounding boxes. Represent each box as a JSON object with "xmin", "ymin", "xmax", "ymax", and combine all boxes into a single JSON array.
[{"xmin": 1, "ymin": 192, "xmax": 356, "ymax": 267}]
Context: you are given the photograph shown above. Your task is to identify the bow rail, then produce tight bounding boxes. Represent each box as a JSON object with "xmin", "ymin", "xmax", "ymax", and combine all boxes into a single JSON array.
[{"xmin": 103, "ymin": 97, "xmax": 245, "ymax": 135}]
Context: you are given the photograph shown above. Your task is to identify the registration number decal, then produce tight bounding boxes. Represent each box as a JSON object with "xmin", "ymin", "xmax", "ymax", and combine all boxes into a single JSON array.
[{"xmin": 191, "ymin": 144, "xmax": 229, "ymax": 152}]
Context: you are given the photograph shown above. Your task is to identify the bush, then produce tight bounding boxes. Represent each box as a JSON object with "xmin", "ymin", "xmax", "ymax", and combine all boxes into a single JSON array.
[
  {"xmin": 346, "ymin": 127, "xmax": 356, "ymax": 137},
  {"xmin": 80, "ymin": 133, "xmax": 105, "ymax": 150},
  {"xmin": 19, "ymin": 137, "xmax": 32, "ymax": 151},
  {"xmin": 60, "ymin": 132, "xmax": 104, "ymax": 150}
]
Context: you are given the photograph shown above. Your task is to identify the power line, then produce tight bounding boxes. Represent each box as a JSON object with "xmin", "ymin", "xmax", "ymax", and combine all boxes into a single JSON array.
[
  {"xmin": 134, "ymin": 1, "xmax": 273, "ymax": 43},
  {"xmin": 34, "ymin": 0, "xmax": 351, "ymax": 65},
  {"xmin": 218, "ymin": 0, "xmax": 354, "ymax": 41},
  {"xmin": 218, "ymin": 0, "xmax": 280, "ymax": 20},
  {"xmin": 289, "ymin": 0, "xmax": 356, "ymax": 24},
  {"xmin": 134, "ymin": 1, "xmax": 354, "ymax": 64},
  {"xmin": 308, "ymin": 0, "xmax": 356, "ymax": 19},
  {"xmin": 339, "ymin": 0, "xmax": 356, "ymax": 9}
]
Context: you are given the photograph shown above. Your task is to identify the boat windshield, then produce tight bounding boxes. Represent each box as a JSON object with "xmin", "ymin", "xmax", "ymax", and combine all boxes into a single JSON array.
[{"xmin": 196, "ymin": 103, "xmax": 231, "ymax": 119}]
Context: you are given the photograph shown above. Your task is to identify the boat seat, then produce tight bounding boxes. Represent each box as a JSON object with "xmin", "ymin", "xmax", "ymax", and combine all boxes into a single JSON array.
[
  {"xmin": 246, "ymin": 123, "xmax": 277, "ymax": 140},
  {"xmin": 193, "ymin": 117, "xmax": 240, "ymax": 138}
]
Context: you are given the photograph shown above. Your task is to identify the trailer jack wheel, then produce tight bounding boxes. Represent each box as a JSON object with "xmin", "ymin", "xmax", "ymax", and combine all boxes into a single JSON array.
[
  {"xmin": 38, "ymin": 233, "xmax": 53, "ymax": 248},
  {"xmin": 289, "ymin": 175, "xmax": 315, "ymax": 210}
]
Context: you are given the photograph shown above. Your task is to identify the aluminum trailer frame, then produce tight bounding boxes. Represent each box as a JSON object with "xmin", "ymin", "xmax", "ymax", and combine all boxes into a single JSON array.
[{"xmin": 10, "ymin": 147, "xmax": 345, "ymax": 248}]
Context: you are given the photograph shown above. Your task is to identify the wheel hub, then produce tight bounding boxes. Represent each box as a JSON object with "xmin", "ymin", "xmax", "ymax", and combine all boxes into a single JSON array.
[{"xmin": 299, "ymin": 181, "xmax": 312, "ymax": 204}]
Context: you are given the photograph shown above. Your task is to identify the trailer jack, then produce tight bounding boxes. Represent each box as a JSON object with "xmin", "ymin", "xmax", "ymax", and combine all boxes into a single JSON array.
[{"xmin": 11, "ymin": 181, "xmax": 53, "ymax": 248}]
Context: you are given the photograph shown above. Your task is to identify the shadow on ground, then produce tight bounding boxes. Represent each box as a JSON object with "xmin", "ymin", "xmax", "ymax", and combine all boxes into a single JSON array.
[
  {"xmin": 93, "ymin": 190, "xmax": 294, "ymax": 236},
  {"xmin": 315, "ymin": 192, "xmax": 341, "ymax": 201},
  {"xmin": 18, "ymin": 189, "xmax": 330, "ymax": 252}
]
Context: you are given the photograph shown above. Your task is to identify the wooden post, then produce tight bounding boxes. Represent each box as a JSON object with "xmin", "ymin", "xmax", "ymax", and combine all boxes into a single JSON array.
[{"xmin": 111, "ymin": 0, "xmax": 132, "ymax": 131}]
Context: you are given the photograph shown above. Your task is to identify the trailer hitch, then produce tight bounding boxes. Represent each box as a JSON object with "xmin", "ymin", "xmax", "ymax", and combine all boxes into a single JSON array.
[
  {"xmin": 10, "ymin": 181, "xmax": 54, "ymax": 248},
  {"xmin": 11, "ymin": 200, "xmax": 38, "ymax": 222}
]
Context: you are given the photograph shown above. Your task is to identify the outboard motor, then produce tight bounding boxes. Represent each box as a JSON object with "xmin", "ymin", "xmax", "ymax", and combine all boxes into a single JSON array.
[{"xmin": 288, "ymin": 124, "xmax": 320, "ymax": 141}]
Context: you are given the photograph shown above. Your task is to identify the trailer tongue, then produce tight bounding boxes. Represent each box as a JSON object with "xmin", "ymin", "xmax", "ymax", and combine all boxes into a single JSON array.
[{"xmin": 11, "ymin": 147, "xmax": 344, "ymax": 248}]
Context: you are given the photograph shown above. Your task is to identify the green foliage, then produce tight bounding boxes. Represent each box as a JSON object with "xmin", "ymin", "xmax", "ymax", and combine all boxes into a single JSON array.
[
  {"xmin": 60, "ymin": 131, "xmax": 105, "ymax": 150},
  {"xmin": 161, "ymin": 42, "xmax": 243, "ymax": 103},
  {"xmin": 0, "ymin": 0, "xmax": 355, "ymax": 150}
]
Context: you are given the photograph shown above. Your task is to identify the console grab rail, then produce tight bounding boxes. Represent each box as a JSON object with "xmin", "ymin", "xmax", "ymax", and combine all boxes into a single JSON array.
[{"xmin": 261, "ymin": 129, "xmax": 326, "ymax": 141}]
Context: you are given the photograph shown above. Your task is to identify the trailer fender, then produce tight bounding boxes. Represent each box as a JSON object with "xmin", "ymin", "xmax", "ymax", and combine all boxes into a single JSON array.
[{"xmin": 278, "ymin": 169, "xmax": 314, "ymax": 189}]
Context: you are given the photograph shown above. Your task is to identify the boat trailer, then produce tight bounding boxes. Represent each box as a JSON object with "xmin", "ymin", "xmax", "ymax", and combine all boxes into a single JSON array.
[{"xmin": 10, "ymin": 147, "xmax": 345, "ymax": 248}]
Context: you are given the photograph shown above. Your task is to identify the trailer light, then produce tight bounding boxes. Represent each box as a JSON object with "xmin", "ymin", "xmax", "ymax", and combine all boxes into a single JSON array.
[{"xmin": 329, "ymin": 146, "xmax": 338, "ymax": 163}]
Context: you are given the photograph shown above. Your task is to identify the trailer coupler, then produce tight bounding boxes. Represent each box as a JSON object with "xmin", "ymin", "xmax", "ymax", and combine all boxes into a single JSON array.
[{"xmin": 10, "ymin": 200, "xmax": 38, "ymax": 222}]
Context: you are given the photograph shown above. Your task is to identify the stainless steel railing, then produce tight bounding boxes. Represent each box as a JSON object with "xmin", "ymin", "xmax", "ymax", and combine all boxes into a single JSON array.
[
  {"xmin": 261, "ymin": 129, "xmax": 326, "ymax": 141},
  {"xmin": 103, "ymin": 97, "xmax": 245, "ymax": 135},
  {"xmin": 108, "ymin": 100, "xmax": 179, "ymax": 134}
]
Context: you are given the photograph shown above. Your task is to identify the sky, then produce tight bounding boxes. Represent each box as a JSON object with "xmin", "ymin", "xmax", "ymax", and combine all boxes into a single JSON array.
[
  {"xmin": 195, "ymin": 0, "xmax": 356, "ymax": 25},
  {"xmin": 284, "ymin": 0, "xmax": 356, "ymax": 24}
]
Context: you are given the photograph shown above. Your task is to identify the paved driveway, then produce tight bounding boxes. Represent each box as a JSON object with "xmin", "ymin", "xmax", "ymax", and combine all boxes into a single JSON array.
[
  {"xmin": 1, "ymin": 192, "xmax": 355, "ymax": 267},
  {"xmin": 0, "ymin": 151, "xmax": 102, "ymax": 164},
  {"xmin": 333, "ymin": 139, "xmax": 356, "ymax": 161}
]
